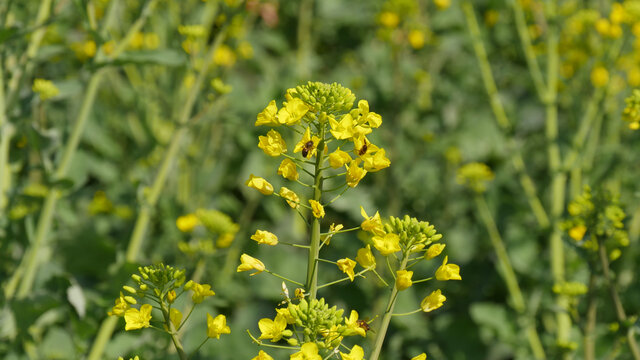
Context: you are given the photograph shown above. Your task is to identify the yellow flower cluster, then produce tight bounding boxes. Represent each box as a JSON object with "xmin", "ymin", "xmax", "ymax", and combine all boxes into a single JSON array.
[
  {"xmin": 456, "ymin": 162, "xmax": 495, "ymax": 193},
  {"xmin": 32, "ymin": 78, "xmax": 59, "ymax": 100}
]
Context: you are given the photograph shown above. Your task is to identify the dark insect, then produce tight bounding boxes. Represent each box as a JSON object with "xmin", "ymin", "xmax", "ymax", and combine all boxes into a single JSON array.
[
  {"xmin": 356, "ymin": 319, "xmax": 371, "ymax": 333},
  {"xmin": 301, "ymin": 140, "xmax": 314, "ymax": 158},
  {"xmin": 358, "ymin": 140, "xmax": 368, "ymax": 156}
]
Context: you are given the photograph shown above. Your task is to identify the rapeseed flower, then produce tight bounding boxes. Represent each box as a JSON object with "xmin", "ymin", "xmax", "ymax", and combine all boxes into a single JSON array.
[
  {"xmin": 360, "ymin": 207, "xmax": 385, "ymax": 236},
  {"xmin": 355, "ymin": 245, "xmax": 376, "ymax": 269},
  {"xmin": 294, "ymin": 128, "xmax": 320, "ymax": 158},
  {"xmin": 251, "ymin": 229, "xmax": 278, "ymax": 245},
  {"xmin": 591, "ymin": 66, "xmax": 609, "ymax": 87},
  {"xmin": 187, "ymin": 281, "xmax": 215, "ymax": 303},
  {"xmin": 396, "ymin": 269, "xmax": 413, "ymax": 290},
  {"xmin": 291, "ymin": 342, "xmax": 322, "ymax": 360},
  {"xmin": 344, "ymin": 310, "xmax": 366, "ymax": 337},
  {"xmin": 246, "ymin": 175, "xmax": 274, "ymax": 195},
  {"xmin": 207, "ymin": 313, "xmax": 230, "ymax": 339},
  {"xmin": 124, "ymin": 304, "xmax": 152, "ymax": 330},
  {"xmin": 337, "ymin": 258, "xmax": 357, "ymax": 281},
  {"xmin": 279, "ymin": 187, "xmax": 300, "ymax": 208},
  {"xmin": 258, "ymin": 313, "xmax": 288, "ymax": 342},
  {"xmin": 108, "ymin": 292, "xmax": 134, "ymax": 317},
  {"xmin": 278, "ymin": 159, "xmax": 299, "ymax": 181},
  {"xmin": 411, "ymin": 353, "xmax": 427, "ymax": 360},
  {"xmin": 361, "ymin": 147, "xmax": 390, "ymax": 172},
  {"xmin": 32, "ymin": 79, "xmax": 59, "ymax": 100},
  {"xmin": 425, "ymin": 243, "xmax": 446, "ymax": 260},
  {"xmin": 568, "ymin": 225, "xmax": 587, "ymax": 241},
  {"xmin": 421, "ymin": 289, "xmax": 446, "ymax": 312},
  {"xmin": 435, "ymin": 256, "xmax": 462, "ymax": 281},
  {"xmin": 340, "ymin": 345, "xmax": 364, "ymax": 360},
  {"xmin": 346, "ymin": 161, "xmax": 367, "ymax": 187},
  {"xmin": 176, "ymin": 213, "xmax": 199, "ymax": 232},
  {"xmin": 252, "ymin": 350, "xmax": 274, "ymax": 360},
  {"xmin": 309, "ymin": 200, "xmax": 325, "ymax": 218},
  {"xmin": 237, "ymin": 254, "xmax": 266, "ymax": 275},
  {"xmin": 256, "ymin": 100, "xmax": 279, "ymax": 126},
  {"xmin": 277, "ymin": 98, "xmax": 309, "ymax": 125},
  {"xmin": 328, "ymin": 148, "xmax": 352, "ymax": 168},
  {"xmin": 258, "ymin": 129, "xmax": 287, "ymax": 156},
  {"xmin": 372, "ymin": 233, "xmax": 401, "ymax": 255},
  {"xmin": 170, "ymin": 308, "xmax": 182, "ymax": 329}
]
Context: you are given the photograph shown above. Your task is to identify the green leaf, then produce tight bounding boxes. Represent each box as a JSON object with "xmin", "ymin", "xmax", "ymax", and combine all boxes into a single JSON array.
[{"xmin": 39, "ymin": 327, "xmax": 75, "ymax": 359}]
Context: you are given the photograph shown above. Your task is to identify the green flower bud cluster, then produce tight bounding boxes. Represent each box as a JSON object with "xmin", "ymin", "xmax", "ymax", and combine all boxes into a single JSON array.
[
  {"xmin": 288, "ymin": 81, "xmax": 356, "ymax": 115},
  {"xmin": 623, "ymin": 89, "xmax": 640, "ymax": 130},
  {"xmin": 384, "ymin": 215, "xmax": 443, "ymax": 252},
  {"xmin": 287, "ymin": 297, "xmax": 346, "ymax": 347},
  {"xmin": 456, "ymin": 162, "xmax": 495, "ymax": 193},
  {"xmin": 129, "ymin": 263, "xmax": 186, "ymax": 299},
  {"xmin": 195, "ymin": 208, "xmax": 239, "ymax": 235},
  {"xmin": 563, "ymin": 186, "xmax": 630, "ymax": 253}
]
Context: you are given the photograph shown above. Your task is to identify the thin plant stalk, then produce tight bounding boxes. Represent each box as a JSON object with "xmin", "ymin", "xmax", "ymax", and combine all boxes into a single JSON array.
[
  {"xmin": 474, "ymin": 194, "xmax": 546, "ymax": 359},
  {"xmin": 87, "ymin": 23, "xmax": 227, "ymax": 360},
  {"xmin": 584, "ymin": 272, "xmax": 597, "ymax": 360},
  {"xmin": 305, "ymin": 125, "xmax": 326, "ymax": 299},
  {"xmin": 368, "ymin": 252, "xmax": 410, "ymax": 360},
  {"xmin": 161, "ymin": 302, "xmax": 188, "ymax": 360},
  {"xmin": 461, "ymin": 1, "xmax": 549, "ymax": 229},
  {"xmin": 0, "ymin": 61, "xmax": 13, "ymax": 214},
  {"xmin": 296, "ymin": 0, "xmax": 313, "ymax": 80},
  {"xmin": 597, "ymin": 238, "xmax": 640, "ymax": 359}
]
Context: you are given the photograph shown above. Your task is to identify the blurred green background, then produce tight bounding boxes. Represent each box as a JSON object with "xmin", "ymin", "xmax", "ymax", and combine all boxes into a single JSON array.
[{"xmin": 2, "ymin": 0, "xmax": 640, "ymax": 359}]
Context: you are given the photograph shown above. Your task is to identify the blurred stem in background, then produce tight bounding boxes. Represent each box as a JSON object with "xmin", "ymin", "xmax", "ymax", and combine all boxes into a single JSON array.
[
  {"xmin": 597, "ymin": 236, "xmax": 640, "ymax": 359},
  {"xmin": 4, "ymin": 0, "xmax": 162, "ymax": 301},
  {"xmin": 297, "ymin": 0, "xmax": 314, "ymax": 80},
  {"xmin": 460, "ymin": 1, "xmax": 549, "ymax": 230},
  {"xmin": 88, "ymin": 6, "xmax": 226, "ymax": 359},
  {"xmin": 474, "ymin": 194, "xmax": 546, "ymax": 359}
]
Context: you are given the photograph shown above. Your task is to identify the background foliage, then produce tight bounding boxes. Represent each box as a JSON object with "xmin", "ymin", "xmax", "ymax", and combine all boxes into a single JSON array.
[{"xmin": 1, "ymin": 0, "xmax": 640, "ymax": 359}]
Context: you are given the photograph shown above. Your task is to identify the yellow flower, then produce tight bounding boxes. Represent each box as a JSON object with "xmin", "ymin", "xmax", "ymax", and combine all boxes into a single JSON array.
[
  {"xmin": 361, "ymin": 147, "xmax": 390, "ymax": 172},
  {"xmin": 357, "ymin": 100, "xmax": 382, "ymax": 128},
  {"xmin": 346, "ymin": 160, "xmax": 367, "ymax": 187},
  {"xmin": 344, "ymin": 310, "xmax": 366, "ymax": 337},
  {"xmin": 32, "ymin": 79, "xmax": 59, "ymax": 100},
  {"xmin": 328, "ymin": 148, "xmax": 352, "ymax": 168},
  {"xmin": 252, "ymin": 350, "xmax": 275, "ymax": 360},
  {"xmin": 291, "ymin": 342, "xmax": 322, "ymax": 360},
  {"xmin": 337, "ymin": 258, "xmax": 357, "ymax": 281},
  {"xmin": 421, "ymin": 289, "xmax": 446, "ymax": 312},
  {"xmin": 628, "ymin": 68, "xmax": 640, "ymax": 87},
  {"xmin": 124, "ymin": 304, "xmax": 152, "ymax": 331},
  {"xmin": 411, "ymin": 353, "xmax": 427, "ymax": 360},
  {"xmin": 237, "ymin": 254, "xmax": 266, "ymax": 275},
  {"xmin": 591, "ymin": 66, "xmax": 609, "ymax": 88},
  {"xmin": 396, "ymin": 270, "xmax": 413, "ymax": 291},
  {"xmin": 355, "ymin": 245, "xmax": 376, "ymax": 269},
  {"xmin": 207, "ymin": 313, "xmax": 231, "ymax": 339},
  {"xmin": 256, "ymin": 100, "xmax": 279, "ymax": 126},
  {"xmin": 251, "ymin": 229, "xmax": 278, "ymax": 245},
  {"xmin": 340, "ymin": 345, "xmax": 365, "ymax": 360},
  {"xmin": 309, "ymin": 200, "xmax": 325, "ymax": 218},
  {"xmin": 408, "ymin": 30, "xmax": 426, "ymax": 49},
  {"xmin": 108, "ymin": 292, "xmax": 134, "ymax": 317},
  {"xmin": 379, "ymin": 11, "xmax": 400, "ymax": 29},
  {"xmin": 425, "ymin": 243, "xmax": 446, "ymax": 260},
  {"xmin": 276, "ymin": 307, "xmax": 296, "ymax": 324},
  {"xmin": 352, "ymin": 135, "xmax": 371, "ymax": 156},
  {"xmin": 170, "ymin": 308, "xmax": 182, "ymax": 329},
  {"xmin": 294, "ymin": 127, "xmax": 320, "ymax": 158},
  {"xmin": 435, "ymin": 256, "xmax": 462, "ymax": 281},
  {"xmin": 246, "ymin": 175, "xmax": 274, "ymax": 195},
  {"xmin": 568, "ymin": 225, "xmax": 587, "ymax": 241},
  {"xmin": 167, "ymin": 290, "xmax": 177, "ymax": 303},
  {"xmin": 258, "ymin": 129, "xmax": 287, "ymax": 156},
  {"xmin": 434, "ymin": 0, "xmax": 450, "ymax": 10},
  {"xmin": 278, "ymin": 159, "xmax": 299, "ymax": 181},
  {"xmin": 330, "ymin": 113, "xmax": 356, "ymax": 140},
  {"xmin": 190, "ymin": 282, "xmax": 215, "ymax": 303},
  {"xmin": 176, "ymin": 213, "xmax": 199, "ymax": 232},
  {"xmin": 213, "ymin": 44, "xmax": 236, "ymax": 67},
  {"xmin": 279, "ymin": 187, "xmax": 300, "ymax": 208},
  {"xmin": 259, "ymin": 313, "xmax": 288, "ymax": 342},
  {"xmin": 372, "ymin": 233, "xmax": 401, "ymax": 255},
  {"xmin": 360, "ymin": 207, "xmax": 385, "ymax": 235},
  {"xmin": 456, "ymin": 162, "xmax": 494, "ymax": 193},
  {"xmin": 277, "ymin": 98, "xmax": 309, "ymax": 125}
]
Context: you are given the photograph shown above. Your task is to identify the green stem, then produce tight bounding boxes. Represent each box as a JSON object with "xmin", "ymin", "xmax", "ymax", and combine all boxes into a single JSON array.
[
  {"xmin": 597, "ymin": 237, "xmax": 640, "ymax": 359},
  {"xmin": 161, "ymin": 302, "xmax": 188, "ymax": 360},
  {"xmin": 305, "ymin": 125, "xmax": 326, "ymax": 299},
  {"xmin": 9, "ymin": 68, "xmax": 107, "ymax": 300},
  {"xmin": 510, "ymin": 0, "xmax": 546, "ymax": 100},
  {"xmin": 475, "ymin": 195, "xmax": 546, "ymax": 359},
  {"xmin": 584, "ymin": 272, "xmax": 597, "ymax": 360},
  {"xmin": 296, "ymin": 0, "xmax": 313, "ymax": 79},
  {"xmin": 265, "ymin": 270, "xmax": 304, "ymax": 287},
  {"xmin": 368, "ymin": 253, "xmax": 409, "ymax": 360},
  {"xmin": 0, "ymin": 60, "xmax": 13, "ymax": 214},
  {"xmin": 461, "ymin": 0, "xmax": 549, "ymax": 229}
]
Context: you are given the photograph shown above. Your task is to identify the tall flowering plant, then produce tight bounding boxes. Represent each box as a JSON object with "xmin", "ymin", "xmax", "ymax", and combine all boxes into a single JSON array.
[{"xmin": 240, "ymin": 82, "xmax": 461, "ymax": 360}]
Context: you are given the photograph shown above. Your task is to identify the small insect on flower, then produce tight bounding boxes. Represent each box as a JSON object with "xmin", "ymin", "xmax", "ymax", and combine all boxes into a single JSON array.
[
  {"xmin": 358, "ymin": 139, "xmax": 368, "ymax": 156},
  {"xmin": 301, "ymin": 140, "xmax": 314, "ymax": 158}
]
